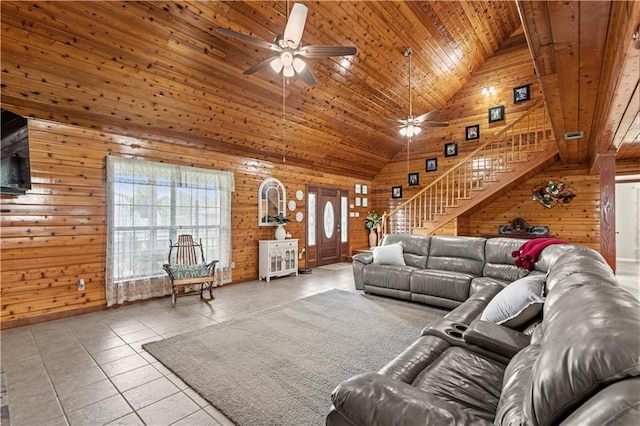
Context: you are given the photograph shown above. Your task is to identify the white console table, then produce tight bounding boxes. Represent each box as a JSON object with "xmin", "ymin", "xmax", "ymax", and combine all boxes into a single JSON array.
[{"xmin": 259, "ymin": 239, "xmax": 298, "ymax": 282}]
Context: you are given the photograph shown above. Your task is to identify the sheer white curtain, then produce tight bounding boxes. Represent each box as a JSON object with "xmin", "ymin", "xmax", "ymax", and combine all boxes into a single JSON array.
[{"xmin": 105, "ymin": 156, "xmax": 235, "ymax": 306}]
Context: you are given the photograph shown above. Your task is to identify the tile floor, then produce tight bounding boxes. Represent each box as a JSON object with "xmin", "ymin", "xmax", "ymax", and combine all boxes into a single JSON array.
[
  {"xmin": 1, "ymin": 260, "xmax": 638, "ymax": 426},
  {"xmin": 1, "ymin": 263, "xmax": 355, "ymax": 426}
]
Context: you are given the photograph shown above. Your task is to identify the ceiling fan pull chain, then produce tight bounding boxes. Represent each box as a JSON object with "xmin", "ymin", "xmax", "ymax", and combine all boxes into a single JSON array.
[{"xmin": 282, "ymin": 74, "xmax": 287, "ymax": 164}]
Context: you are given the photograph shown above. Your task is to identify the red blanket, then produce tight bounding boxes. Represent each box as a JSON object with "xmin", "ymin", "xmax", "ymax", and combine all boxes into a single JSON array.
[{"xmin": 511, "ymin": 238, "xmax": 568, "ymax": 270}]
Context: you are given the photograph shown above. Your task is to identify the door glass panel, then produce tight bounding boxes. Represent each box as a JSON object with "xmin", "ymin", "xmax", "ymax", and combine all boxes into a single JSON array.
[
  {"xmin": 341, "ymin": 196, "xmax": 348, "ymax": 242},
  {"xmin": 323, "ymin": 201, "xmax": 334, "ymax": 238},
  {"xmin": 308, "ymin": 193, "xmax": 316, "ymax": 246}
]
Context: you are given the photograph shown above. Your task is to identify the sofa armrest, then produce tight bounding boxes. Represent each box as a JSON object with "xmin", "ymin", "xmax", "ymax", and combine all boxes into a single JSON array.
[
  {"xmin": 330, "ymin": 372, "xmax": 491, "ymax": 426},
  {"xmin": 444, "ymin": 283, "xmax": 503, "ymax": 325},
  {"xmin": 352, "ymin": 252, "xmax": 373, "ymax": 265},
  {"xmin": 463, "ymin": 319, "xmax": 530, "ymax": 358},
  {"xmin": 352, "ymin": 253, "xmax": 373, "ymax": 291}
]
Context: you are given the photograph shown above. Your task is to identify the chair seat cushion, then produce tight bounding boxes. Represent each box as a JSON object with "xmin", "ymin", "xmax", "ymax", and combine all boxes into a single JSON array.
[{"xmin": 169, "ymin": 263, "xmax": 210, "ymax": 280}]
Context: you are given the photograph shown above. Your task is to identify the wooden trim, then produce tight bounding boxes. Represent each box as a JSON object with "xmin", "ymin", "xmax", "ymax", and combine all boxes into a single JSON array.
[
  {"xmin": 1, "ymin": 304, "xmax": 106, "ymax": 330},
  {"xmin": 599, "ymin": 153, "xmax": 616, "ymax": 270}
]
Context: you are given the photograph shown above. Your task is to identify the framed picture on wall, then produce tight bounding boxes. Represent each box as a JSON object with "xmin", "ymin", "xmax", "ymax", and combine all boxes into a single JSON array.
[
  {"xmin": 391, "ymin": 186, "xmax": 402, "ymax": 199},
  {"xmin": 362, "ymin": 197, "xmax": 368, "ymax": 207},
  {"xmin": 444, "ymin": 141, "xmax": 458, "ymax": 157},
  {"xmin": 355, "ymin": 183, "xmax": 361, "ymax": 194},
  {"xmin": 355, "ymin": 197, "xmax": 361, "ymax": 207},
  {"xmin": 465, "ymin": 124, "xmax": 480, "ymax": 141},
  {"xmin": 426, "ymin": 158, "xmax": 438, "ymax": 172},
  {"xmin": 513, "ymin": 84, "xmax": 530, "ymax": 103},
  {"xmin": 489, "ymin": 105, "xmax": 505, "ymax": 123},
  {"xmin": 362, "ymin": 185, "xmax": 368, "ymax": 194},
  {"xmin": 408, "ymin": 172, "xmax": 419, "ymax": 186}
]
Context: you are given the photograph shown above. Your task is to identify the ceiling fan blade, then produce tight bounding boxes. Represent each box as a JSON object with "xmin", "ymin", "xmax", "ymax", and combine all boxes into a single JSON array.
[
  {"xmin": 296, "ymin": 65, "xmax": 317, "ymax": 85},
  {"xmin": 300, "ymin": 45, "xmax": 357, "ymax": 58},
  {"xmin": 413, "ymin": 110, "xmax": 441, "ymax": 123},
  {"xmin": 420, "ymin": 121, "xmax": 450, "ymax": 127},
  {"xmin": 283, "ymin": 3, "xmax": 308, "ymax": 47},
  {"xmin": 243, "ymin": 56, "xmax": 280, "ymax": 75},
  {"xmin": 378, "ymin": 124, "xmax": 405, "ymax": 132},
  {"xmin": 384, "ymin": 116, "xmax": 408, "ymax": 124},
  {"xmin": 216, "ymin": 27, "xmax": 280, "ymax": 51}
]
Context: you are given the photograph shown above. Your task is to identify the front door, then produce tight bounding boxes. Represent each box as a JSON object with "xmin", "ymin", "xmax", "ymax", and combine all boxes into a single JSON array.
[{"xmin": 317, "ymin": 187, "xmax": 341, "ymax": 266}]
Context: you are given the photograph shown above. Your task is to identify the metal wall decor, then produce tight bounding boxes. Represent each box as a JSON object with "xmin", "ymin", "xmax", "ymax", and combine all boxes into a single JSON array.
[{"xmin": 532, "ymin": 180, "xmax": 576, "ymax": 208}]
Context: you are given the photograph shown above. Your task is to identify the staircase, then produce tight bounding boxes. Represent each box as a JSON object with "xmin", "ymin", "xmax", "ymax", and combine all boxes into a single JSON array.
[{"xmin": 381, "ymin": 101, "xmax": 559, "ymax": 236}]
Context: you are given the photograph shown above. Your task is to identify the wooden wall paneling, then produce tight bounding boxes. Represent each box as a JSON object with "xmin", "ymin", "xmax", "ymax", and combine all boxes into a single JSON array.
[
  {"xmin": 0, "ymin": 119, "xmax": 370, "ymax": 326},
  {"xmin": 373, "ymin": 30, "xmax": 542, "ymax": 219},
  {"xmin": 467, "ymin": 164, "xmax": 601, "ymax": 249},
  {"xmin": 616, "ymin": 158, "xmax": 640, "ymax": 176}
]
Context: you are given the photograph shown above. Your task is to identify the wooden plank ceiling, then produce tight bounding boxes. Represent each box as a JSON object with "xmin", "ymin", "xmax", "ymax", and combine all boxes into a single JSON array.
[
  {"xmin": 518, "ymin": 0, "xmax": 640, "ymax": 172},
  {"xmin": 1, "ymin": 1, "xmax": 638, "ymax": 179}
]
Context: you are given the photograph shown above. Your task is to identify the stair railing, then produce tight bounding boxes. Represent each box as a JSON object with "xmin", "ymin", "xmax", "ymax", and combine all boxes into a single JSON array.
[{"xmin": 381, "ymin": 101, "xmax": 552, "ymax": 236}]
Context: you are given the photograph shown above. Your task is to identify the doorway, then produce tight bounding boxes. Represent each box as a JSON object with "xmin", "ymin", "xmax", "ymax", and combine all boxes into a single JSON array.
[{"xmin": 306, "ymin": 185, "xmax": 349, "ymax": 268}]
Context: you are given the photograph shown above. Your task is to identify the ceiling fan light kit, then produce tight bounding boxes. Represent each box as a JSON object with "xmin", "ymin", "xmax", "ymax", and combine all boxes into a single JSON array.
[{"xmin": 217, "ymin": 2, "xmax": 356, "ymax": 85}]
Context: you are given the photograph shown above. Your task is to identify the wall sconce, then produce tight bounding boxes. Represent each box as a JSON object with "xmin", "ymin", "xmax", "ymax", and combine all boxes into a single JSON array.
[{"xmin": 482, "ymin": 86, "xmax": 495, "ymax": 96}]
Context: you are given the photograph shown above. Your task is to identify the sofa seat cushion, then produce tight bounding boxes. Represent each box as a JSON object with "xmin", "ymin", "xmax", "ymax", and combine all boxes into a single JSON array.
[
  {"xmin": 411, "ymin": 346, "xmax": 505, "ymax": 421},
  {"xmin": 410, "ymin": 269, "xmax": 474, "ymax": 302},
  {"xmin": 363, "ymin": 264, "xmax": 414, "ymax": 291}
]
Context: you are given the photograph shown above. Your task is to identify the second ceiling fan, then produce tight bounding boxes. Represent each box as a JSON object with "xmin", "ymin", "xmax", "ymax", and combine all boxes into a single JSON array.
[
  {"xmin": 216, "ymin": 2, "xmax": 357, "ymax": 85},
  {"xmin": 385, "ymin": 48, "xmax": 449, "ymax": 137}
]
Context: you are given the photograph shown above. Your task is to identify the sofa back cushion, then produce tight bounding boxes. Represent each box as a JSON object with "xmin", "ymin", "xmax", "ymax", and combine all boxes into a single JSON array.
[
  {"xmin": 382, "ymin": 234, "xmax": 430, "ymax": 269},
  {"xmin": 427, "ymin": 236, "xmax": 486, "ymax": 276},
  {"xmin": 520, "ymin": 284, "xmax": 640, "ymax": 425},
  {"xmin": 483, "ymin": 238, "xmax": 529, "ymax": 282}
]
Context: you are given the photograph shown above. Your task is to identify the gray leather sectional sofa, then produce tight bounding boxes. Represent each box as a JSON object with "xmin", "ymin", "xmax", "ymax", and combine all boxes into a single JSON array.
[{"xmin": 328, "ymin": 234, "xmax": 640, "ymax": 425}]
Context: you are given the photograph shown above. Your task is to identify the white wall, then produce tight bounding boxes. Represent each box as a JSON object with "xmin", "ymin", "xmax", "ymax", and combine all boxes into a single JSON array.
[{"xmin": 615, "ymin": 182, "xmax": 640, "ymax": 261}]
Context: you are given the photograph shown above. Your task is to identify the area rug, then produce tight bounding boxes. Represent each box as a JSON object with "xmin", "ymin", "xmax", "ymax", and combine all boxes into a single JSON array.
[{"xmin": 143, "ymin": 289, "xmax": 445, "ymax": 426}]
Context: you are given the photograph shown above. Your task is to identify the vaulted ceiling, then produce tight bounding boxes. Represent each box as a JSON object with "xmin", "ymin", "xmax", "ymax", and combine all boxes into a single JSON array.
[{"xmin": 1, "ymin": 1, "xmax": 638, "ymax": 179}]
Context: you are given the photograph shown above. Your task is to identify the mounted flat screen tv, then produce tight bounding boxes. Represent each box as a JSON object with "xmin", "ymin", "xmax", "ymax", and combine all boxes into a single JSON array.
[{"xmin": 1, "ymin": 109, "xmax": 31, "ymax": 195}]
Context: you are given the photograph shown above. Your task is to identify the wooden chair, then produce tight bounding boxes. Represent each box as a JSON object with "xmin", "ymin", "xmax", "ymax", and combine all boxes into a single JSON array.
[{"xmin": 163, "ymin": 234, "xmax": 218, "ymax": 307}]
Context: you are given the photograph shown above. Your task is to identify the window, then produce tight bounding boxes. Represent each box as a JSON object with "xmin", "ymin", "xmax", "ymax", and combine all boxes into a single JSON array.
[
  {"xmin": 341, "ymin": 196, "xmax": 348, "ymax": 242},
  {"xmin": 105, "ymin": 157, "xmax": 234, "ymax": 306},
  {"xmin": 308, "ymin": 192, "xmax": 316, "ymax": 246}
]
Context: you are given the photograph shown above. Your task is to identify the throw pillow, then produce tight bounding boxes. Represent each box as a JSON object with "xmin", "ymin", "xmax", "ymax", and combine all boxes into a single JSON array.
[
  {"xmin": 169, "ymin": 263, "xmax": 210, "ymax": 280},
  {"xmin": 372, "ymin": 242, "xmax": 406, "ymax": 266},
  {"xmin": 481, "ymin": 274, "xmax": 546, "ymax": 328}
]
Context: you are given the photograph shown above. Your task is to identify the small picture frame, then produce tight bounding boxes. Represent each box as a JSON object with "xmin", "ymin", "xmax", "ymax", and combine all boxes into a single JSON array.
[
  {"xmin": 355, "ymin": 183, "xmax": 361, "ymax": 194},
  {"xmin": 444, "ymin": 141, "xmax": 458, "ymax": 158},
  {"xmin": 465, "ymin": 124, "xmax": 480, "ymax": 141},
  {"xmin": 362, "ymin": 197, "xmax": 368, "ymax": 207},
  {"xmin": 426, "ymin": 158, "xmax": 438, "ymax": 172},
  {"xmin": 513, "ymin": 84, "xmax": 530, "ymax": 104},
  {"xmin": 391, "ymin": 186, "xmax": 402, "ymax": 199},
  {"xmin": 355, "ymin": 197, "xmax": 361, "ymax": 207},
  {"xmin": 408, "ymin": 172, "xmax": 419, "ymax": 186},
  {"xmin": 489, "ymin": 105, "xmax": 505, "ymax": 123},
  {"xmin": 362, "ymin": 185, "xmax": 368, "ymax": 195}
]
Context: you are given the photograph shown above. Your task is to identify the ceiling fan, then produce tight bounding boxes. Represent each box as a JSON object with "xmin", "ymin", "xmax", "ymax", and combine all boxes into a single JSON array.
[
  {"xmin": 216, "ymin": 2, "xmax": 357, "ymax": 85},
  {"xmin": 384, "ymin": 48, "xmax": 449, "ymax": 137}
]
